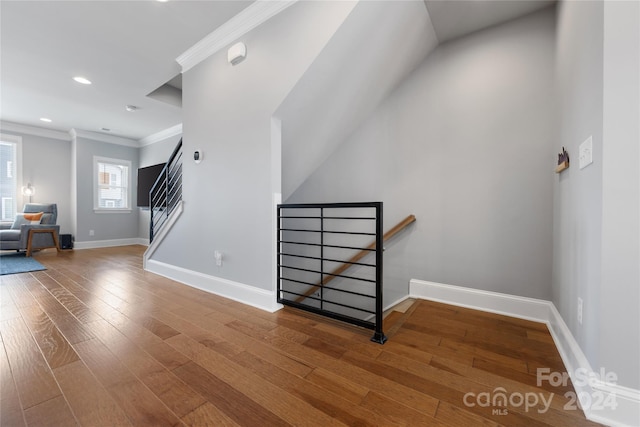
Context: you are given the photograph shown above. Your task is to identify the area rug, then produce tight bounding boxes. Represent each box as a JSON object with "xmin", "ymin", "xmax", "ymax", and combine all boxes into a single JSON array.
[{"xmin": 0, "ymin": 253, "xmax": 46, "ymax": 275}]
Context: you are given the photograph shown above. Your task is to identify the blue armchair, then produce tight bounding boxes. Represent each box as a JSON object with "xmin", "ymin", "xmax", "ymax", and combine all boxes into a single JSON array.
[{"xmin": 0, "ymin": 203, "xmax": 60, "ymax": 255}]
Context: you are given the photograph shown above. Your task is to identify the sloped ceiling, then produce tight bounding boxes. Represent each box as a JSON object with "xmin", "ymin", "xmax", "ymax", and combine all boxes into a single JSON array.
[
  {"xmin": 279, "ymin": 0, "xmax": 439, "ymax": 200},
  {"xmin": 280, "ymin": 0, "xmax": 556, "ymax": 199},
  {"xmin": 425, "ymin": 0, "xmax": 555, "ymax": 43}
]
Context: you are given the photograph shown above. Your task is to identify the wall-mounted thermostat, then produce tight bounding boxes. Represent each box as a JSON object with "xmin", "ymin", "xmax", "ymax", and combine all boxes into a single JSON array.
[{"xmin": 194, "ymin": 149, "xmax": 203, "ymax": 164}]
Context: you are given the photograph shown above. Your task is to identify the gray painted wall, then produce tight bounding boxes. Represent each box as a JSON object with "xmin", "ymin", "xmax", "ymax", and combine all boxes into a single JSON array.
[
  {"xmin": 1, "ymin": 131, "xmax": 72, "ymax": 234},
  {"xmin": 599, "ymin": 0, "xmax": 639, "ymax": 392},
  {"xmin": 138, "ymin": 134, "xmax": 182, "ymax": 240},
  {"xmin": 279, "ymin": 0, "xmax": 438, "ymax": 200},
  {"xmin": 151, "ymin": 1, "xmax": 358, "ymax": 290},
  {"xmin": 554, "ymin": 0, "xmax": 639, "ymax": 393},
  {"xmin": 3, "ymin": 127, "xmax": 174, "ymax": 243},
  {"xmin": 73, "ymin": 135, "xmax": 139, "ymax": 243},
  {"xmin": 139, "ymin": 135, "xmax": 181, "ymax": 167},
  {"xmin": 554, "ymin": 0, "xmax": 640, "ymax": 393},
  {"xmin": 554, "ymin": 0, "xmax": 639, "ymax": 392},
  {"xmin": 70, "ymin": 136, "xmax": 78, "ymax": 237},
  {"xmin": 286, "ymin": 7, "xmax": 557, "ymax": 305},
  {"xmin": 554, "ymin": 0, "xmax": 604, "ymax": 377}
]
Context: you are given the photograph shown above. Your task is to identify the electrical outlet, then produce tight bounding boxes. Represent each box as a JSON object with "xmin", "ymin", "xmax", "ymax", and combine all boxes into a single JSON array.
[
  {"xmin": 89, "ymin": 229, "xmax": 95, "ymax": 236},
  {"xmin": 214, "ymin": 250, "xmax": 223, "ymax": 267},
  {"xmin": 577, "ymin": 297, "xmax": 583, "ymax": 325}
]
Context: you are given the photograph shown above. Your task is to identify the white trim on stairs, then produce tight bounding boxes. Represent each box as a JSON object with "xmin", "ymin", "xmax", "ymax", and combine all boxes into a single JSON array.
[
  {"xmin": 143, "ymin": 200, "xmax": 184, "ymax": 269},
  {"xmin": 410, "ymin": 279, "xmax": 640, "ymax": 427}
]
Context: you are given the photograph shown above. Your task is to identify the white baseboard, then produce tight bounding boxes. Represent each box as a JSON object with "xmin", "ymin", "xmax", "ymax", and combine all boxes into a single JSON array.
[
  {"xmin": 410, "ymin": 279, "xmax": 551, "ymax": 322},
  {"xmin": 410, "ymin": 279, "xmax": 640, "ymax": 427},
  {"xmin": 146, "ymin": 259, "xmax": 282, "ymax": 313},
  {"xmin": 74, "ymin": 238, "xmax": 148, "ymax": 250}
]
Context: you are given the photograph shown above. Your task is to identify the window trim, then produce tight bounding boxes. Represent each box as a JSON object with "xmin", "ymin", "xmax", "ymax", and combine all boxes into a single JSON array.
[
  {"xmin": 93, "ymin": 156, "xmax": 132, "ymax": 213},
  {"xmin": 0, "ymin": 133, "xmax": 22, "ymax": 220}
]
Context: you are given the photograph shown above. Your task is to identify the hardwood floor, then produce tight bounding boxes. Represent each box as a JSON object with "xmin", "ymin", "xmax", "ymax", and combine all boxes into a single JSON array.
[{"xmin": 0, "ymin": 246, "xmax": 600, "ymax": 426}]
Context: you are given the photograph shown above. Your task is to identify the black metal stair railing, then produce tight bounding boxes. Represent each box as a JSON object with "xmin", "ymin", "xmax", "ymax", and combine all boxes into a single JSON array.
[
  {"xmin": 149, "ymin": 139, "xmax": 183, "ymax": 243},
  {"xmin": 277, "ymin": 202, "xmax": 386, "ymax": 344}
]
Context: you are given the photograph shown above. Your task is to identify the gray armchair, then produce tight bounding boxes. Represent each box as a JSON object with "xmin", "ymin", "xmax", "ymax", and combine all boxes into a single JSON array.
[{"xmin": 0, "ymin": 203, "xmax": 60, "ymax": 255}]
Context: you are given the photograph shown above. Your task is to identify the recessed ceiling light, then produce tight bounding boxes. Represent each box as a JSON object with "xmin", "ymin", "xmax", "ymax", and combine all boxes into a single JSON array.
[
  {"xmin": 125, "ymin": 105, "xmax": 139, "ymax": 112},
  {"xmin": 40, "ymin": 118, "xmax": 52, "ymax": 123},
  {"xmin": 73, "ymin": 76, "xmax": 92, "ymax": 85},
  {"xmin": 100, "ymin": 127, "xmax": 111, "ymax": 132}
]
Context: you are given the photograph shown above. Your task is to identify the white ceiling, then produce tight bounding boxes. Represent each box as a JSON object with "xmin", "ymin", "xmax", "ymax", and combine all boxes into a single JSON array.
[
  {"xmin": 0, "ymin": 0, "xmax": 554, "ymax": 142},
  {"xmin": 0, "ymin": 0, "xmax": 252, "ymax": 141}
]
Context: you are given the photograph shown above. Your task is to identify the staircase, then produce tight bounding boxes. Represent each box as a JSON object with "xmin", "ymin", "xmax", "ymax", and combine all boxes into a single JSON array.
[
  {"xmin": 295, "ymin": 214, "xmax": 416, "ymax": 304},
  {"xmin": 382, "ymin": 298, "xmax": 418, "ymax": 338},
  {"xmin": 277, "ymin": 203, "xmax": 416, "ymax": 344},
  {"xmin": 144, "ymin": 139, "xmax": 183, "ymax": 268},
  {"xmin": 149, "ymin": 139, "xmax": 183, "ymax": 243}
]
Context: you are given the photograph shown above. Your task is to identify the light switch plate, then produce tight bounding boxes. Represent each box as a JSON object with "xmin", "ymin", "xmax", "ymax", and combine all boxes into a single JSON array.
[{"xmin": 579, "ymin": 136, "xmax": 593, "ymax": 169}]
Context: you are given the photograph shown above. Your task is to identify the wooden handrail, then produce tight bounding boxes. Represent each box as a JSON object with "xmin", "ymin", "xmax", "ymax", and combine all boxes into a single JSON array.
[{"xmin": 295, "ymin": 214, "xmax": 416, "ymax": 303}]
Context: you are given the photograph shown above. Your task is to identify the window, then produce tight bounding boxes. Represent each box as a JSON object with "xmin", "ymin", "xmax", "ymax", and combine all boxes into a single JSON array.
[
  {"xmin": 0, "ymin": 134, "xmax": 21, "ymax": 221},
  {"xmin": 1, "ymin": 198, "xmax": 14, "ymax": 221},
  {"xmin": 94, "ymin": 156, "xmax": 131, "ymax": 211}
]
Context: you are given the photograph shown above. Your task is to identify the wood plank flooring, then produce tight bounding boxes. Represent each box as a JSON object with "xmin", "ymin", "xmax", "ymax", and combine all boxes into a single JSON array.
[{"xmin": 0, "ymin": 246, "xmax": 600, "ymax": 426}]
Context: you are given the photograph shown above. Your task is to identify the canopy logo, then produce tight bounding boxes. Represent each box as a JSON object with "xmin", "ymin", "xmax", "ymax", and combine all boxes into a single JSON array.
[
  {"xmin": 463, "ymin": 387, "xmax": 553, "ymax": 415},
  {"xmin": 462, "ymin": 368, "xmax": 618, "ymax": 415}
]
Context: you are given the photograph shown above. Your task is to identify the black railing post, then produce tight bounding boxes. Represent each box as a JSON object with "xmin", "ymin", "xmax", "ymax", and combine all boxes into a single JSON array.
[
  {"xmin": 320, "ymin": 207, "xmax": 324, "ymax": 311},
  {"xmin": 149, "ymin": 196, "xmax": 154, "ymax": 242},
  {"xmin": 277, "ymin": 205, "xmax": 282, "ymax": 301},
  {"xmin": 370, "ymin": 202, "xmax": 387, "ymax": 344},
  {"xmin": 277, "ymin": 202, "xmax": 387, "ymax": 344},
  {"xmin": 164, "ymin": 167, "xmax": 169, "ymax": 222}
]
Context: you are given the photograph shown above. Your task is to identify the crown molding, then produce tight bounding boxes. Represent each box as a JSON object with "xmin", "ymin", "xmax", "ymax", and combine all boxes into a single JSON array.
[
  {"xmin": 138, "ymin": 123, "xmax": 183, "ymax": 147},
  {"xmin": 1, "ymin": 121, "xmax": 179, "ymax": 149},
  {"xmin": 0, "ymin": 133, "xmax": 22, "ymax": 144},
  {"xmin": 0, "ymin": 121, "xmax": 72, "ymax": 141},
  {"xmin": 70, "ymin": 128, "xmax": 138, "ymax": 148},
  {"xmin": 177, "ymin": 0, "xmax": 298, "ymax": 73}
]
